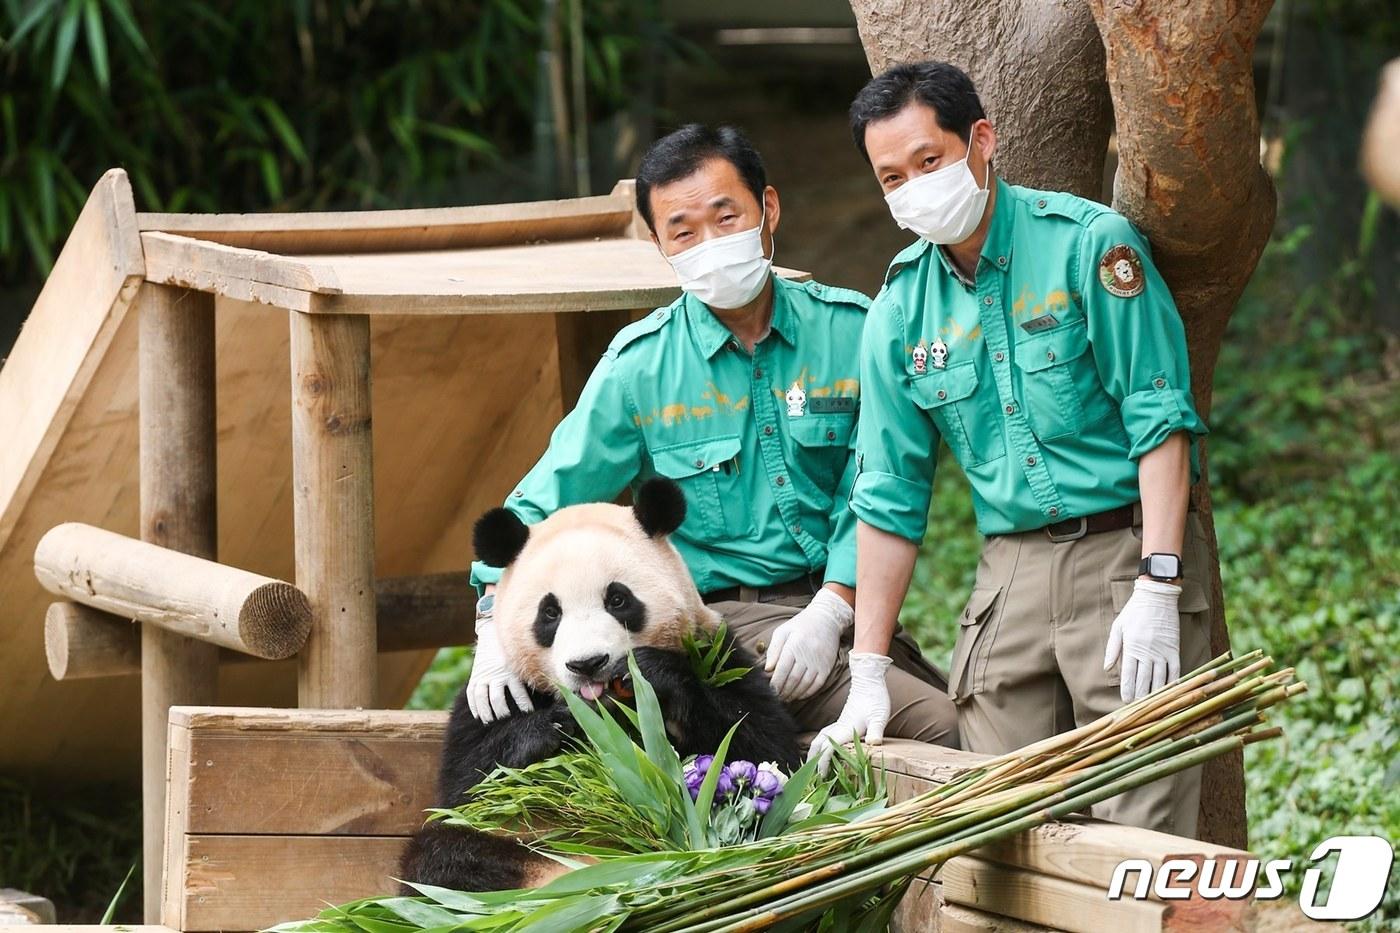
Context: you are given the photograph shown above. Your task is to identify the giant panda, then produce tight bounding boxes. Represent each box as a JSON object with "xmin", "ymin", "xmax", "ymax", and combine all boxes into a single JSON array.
[{"xmin": 400, "ymin": 478, "xmax": 801, "ymax": 892}]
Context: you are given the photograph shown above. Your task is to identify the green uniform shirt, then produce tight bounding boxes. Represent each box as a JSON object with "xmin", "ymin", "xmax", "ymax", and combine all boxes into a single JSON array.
[
  {"xmin": 471, "ymin": 274, "xmax": 871, "ymax": 594},
  {"xmin": 852, "ymin": 179, "xmax": 1208, "ymax": 542}
]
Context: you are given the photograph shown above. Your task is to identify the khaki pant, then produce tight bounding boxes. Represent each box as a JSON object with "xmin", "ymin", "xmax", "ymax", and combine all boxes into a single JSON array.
[
  {"xmin": 950, "ymin": 511, "xmax": 1215, "ymax": 837},
  {"xmin": 716, "ymin": 595, "xmax": 959, "ymax": 748}
]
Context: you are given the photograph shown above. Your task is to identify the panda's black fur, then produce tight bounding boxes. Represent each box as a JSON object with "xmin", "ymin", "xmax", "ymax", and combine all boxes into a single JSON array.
[{"xmin": 399, "ymin": 480, "xmax": 802, "ymax": 893}]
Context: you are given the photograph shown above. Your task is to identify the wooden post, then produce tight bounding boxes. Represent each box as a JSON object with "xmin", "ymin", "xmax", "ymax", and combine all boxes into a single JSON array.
[
  {"xmin": 138, "ymin": 283, "xmax": 219, "ymax": 922},
  {"xmin": 290, "ymin": 310, "xmax": 377, "ymax": 708}
]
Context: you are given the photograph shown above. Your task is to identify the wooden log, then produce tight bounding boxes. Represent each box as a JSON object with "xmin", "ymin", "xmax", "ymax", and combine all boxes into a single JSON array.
[
  {"xmin": 138, "ymin": 282, "xmax": 220, "ymax": 924},
  {"xmin": 290, "ymin": 310, "xmax": 377, "ymax": 708},
  {"xmin": 938, "ymin": 902, "xmax": 1062, "ymax": 933},
  {"xmin": 46, "ymin": 572, "xmax": 474, "ymax": 680},
  {"xmin": 33, "ymin": 522, "xmax": 311, "ymax": 660}
]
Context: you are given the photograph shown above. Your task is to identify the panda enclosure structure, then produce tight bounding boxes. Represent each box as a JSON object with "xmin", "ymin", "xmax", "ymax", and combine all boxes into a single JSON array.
[{"xmin": 0, "ymin": 170, "xmax": 1258, "ymax": 933}]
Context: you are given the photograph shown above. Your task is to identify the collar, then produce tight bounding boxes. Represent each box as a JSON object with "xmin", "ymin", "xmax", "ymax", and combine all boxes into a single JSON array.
[
  {"xmin": 930, "ymin": 176, "xmax": 1016, "ymax": 286},
  {"xmin": 687, "ymin": 274, "xmax": 793, "ymax": 358}
]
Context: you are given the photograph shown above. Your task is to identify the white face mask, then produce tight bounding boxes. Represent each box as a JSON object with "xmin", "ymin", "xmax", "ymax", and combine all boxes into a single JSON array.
[
  {"xmin": 884, "ymin": 134, "xmax": 991, "ymax": 245},
  {"xmin": 665, "ymin": 205, "xmax": 773, "ymax": 310}
]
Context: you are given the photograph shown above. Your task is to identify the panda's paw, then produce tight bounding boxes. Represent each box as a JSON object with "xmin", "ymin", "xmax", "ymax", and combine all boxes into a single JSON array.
[
  {"xmin": 548, "ymin": 701, "xmax": 580, "ymax": 739},
  {"xmin": 630, "ymin": 647, "xmax": 690, "ymax": 700}
]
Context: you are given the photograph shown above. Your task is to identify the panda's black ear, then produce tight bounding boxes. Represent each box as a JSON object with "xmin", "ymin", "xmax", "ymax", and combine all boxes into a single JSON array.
[
  {"xmin": 473, "ymin": 508, "xmax": 530, "ymax": 567},
  {"xmin": 633, "ymin": 478, "xmax": 686, "ymax": 538}
]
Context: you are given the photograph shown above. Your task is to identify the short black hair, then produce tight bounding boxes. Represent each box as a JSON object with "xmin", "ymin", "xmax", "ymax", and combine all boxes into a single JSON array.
[
  {"xmin": 849, "ymin": 62, "xmax": 987, "ymax": 164},
  {"xmin": 634, "ymin": 124, "xmax": 767, "ymax": 232}
]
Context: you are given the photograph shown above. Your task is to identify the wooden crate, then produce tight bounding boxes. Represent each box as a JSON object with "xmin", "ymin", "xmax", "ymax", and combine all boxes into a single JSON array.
[{"xmin": 162, "ymin": 710, "xmax": 1256, "ymax": 932}]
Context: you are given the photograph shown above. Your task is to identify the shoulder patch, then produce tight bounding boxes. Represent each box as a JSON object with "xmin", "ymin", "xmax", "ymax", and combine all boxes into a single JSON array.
[
  {"xmin": 607, "ymin": 306, "xmax": 673, "ymax": 357},
  {"xmin": 1097, "ymin": 244, "xmax": 1146, "ymax": 298},
  {"xmin": 803, "ymin": 279, "xmax": 871, "ymax": 311},
  {"xmin": 1024, "ymin": 188, "xmax": 1113, "ymax": 228}
]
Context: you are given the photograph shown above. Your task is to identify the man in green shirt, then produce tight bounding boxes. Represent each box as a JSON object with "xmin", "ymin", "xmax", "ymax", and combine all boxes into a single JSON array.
[
  {"xmin": 467, "ymin": 124, "xmax": 957, "ymax": 749},
  {"xmin": 813, "ymin": 62, "xmax": 1212, "ymax": 836}
]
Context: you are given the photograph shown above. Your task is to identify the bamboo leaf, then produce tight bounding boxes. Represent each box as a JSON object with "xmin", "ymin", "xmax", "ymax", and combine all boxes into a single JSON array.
[
  {"xmin": 81, "ymin": 0, "xmax": 107, "ymax": 89},
  {"xmin": 50, "ymin": 0, "xmax": 81, "ymax": 89},
  {"xmin": 4, "ymin": 0, "xmax": 59, "ymax": 48},
  {"xmin": 99, "ymin": 0, "xmax": 144, "ymax": 51},
  {"xmin": 756, "ymin": 757, "xmax": 819, "ymax": 839},
  {"xmin": 258, "ymin": 97, "xmax": 310, "ymax": 166}
]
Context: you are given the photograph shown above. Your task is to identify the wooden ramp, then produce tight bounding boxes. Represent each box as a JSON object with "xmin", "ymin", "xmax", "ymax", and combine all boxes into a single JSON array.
[{"xmin": 0, "ymin": 169, "xmax": 803, "ymax": 783}]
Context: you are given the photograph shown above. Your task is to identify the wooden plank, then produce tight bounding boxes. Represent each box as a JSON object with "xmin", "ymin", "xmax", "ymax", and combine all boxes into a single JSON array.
[
  {"xmin": 137, "ymin": 192, "xmax": 635, "ymax": 254},
  {"xmin": 890, "ymin": 876, "xmax": 943, "ymax": 933},
  {"xmin": 174, "ymin": 835, "xmax": 405, "ymax": 932},
  {"xmin": 291, "ymin": 312, "xmax": 377, "ymax": 707},
  {"xmin": 139, "ymin": 282, "xmax": 220, "ymax": 923},
  {"xmin": 34, "ymin": 523, "xmax": 311, "ymax": 659},
  {"xmin": 162, "ymin": 709, "xmax": 194, "ymax": 928},
  {"xmin": 939, "ymin": 903, "xmax": 1062, "ymax": 933},
  {"xmin": 141, "ymin": 231, "xmax": 342, "ymax": 294},
  {"xmin": 941, "ymin": 857, "xmax": 1168, "ymax": 933},
  {"xmin": 169, "ymin": 705, "xmax": 447, "ymax": 734},
  {"xmin": 554, "ymin": 308, "xmax": 638, "ymax": 413},
  {"xmin": 0, "ymin": 169, "xmax": 143, "ymax": 554},
  {"xmin": 877, "ymin": 739, "xmax": 989, "ymax": 786}
]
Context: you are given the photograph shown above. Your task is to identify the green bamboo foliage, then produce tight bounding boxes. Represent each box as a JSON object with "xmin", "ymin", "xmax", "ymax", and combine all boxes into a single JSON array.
[
  {"xmin": 0, "ymin": 0, "xmax": 676, "ymax": 281},
  {"xmin": 274, "ymin": 651, "xmax": 1302, "ymax": 932}
]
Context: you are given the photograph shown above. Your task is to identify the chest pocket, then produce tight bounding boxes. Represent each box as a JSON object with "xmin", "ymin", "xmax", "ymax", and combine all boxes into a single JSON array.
[
  {"xmin": 910, "ymin": 362, "xmax": 1004, "ymax": 467},
  {"xmin": 1013, "ymin": 318, "xmax": 1091, "ymax": 441},
  {"xmin": 651, "ymin": 435, "xmax": 751, "ymax": 538},
  {"xmin": 788, "ymin": 412, "xmax": 855, "ymax": 492}
]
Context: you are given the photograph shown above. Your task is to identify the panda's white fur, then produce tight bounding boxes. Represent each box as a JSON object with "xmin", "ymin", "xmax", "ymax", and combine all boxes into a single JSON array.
[{"xmin": 492, "ymin": 501, "xmax": 720, "ymax": 698}]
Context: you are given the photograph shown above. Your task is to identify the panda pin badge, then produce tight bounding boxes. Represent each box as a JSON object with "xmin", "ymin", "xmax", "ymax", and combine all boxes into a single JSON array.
[
  {"xmin": 929, "ymin": 337, "xmax": 949, "ymax": 369},
  {"xmin": 1099, "ymin": 244, "xmax": 1146, "ymax": 298},
  {"xmin": 785, "ymin": 379, "xmax": 806, "ymax": 417},
  {"xmin": 912, "ymin": 342, "xmax": 928, "ymax": 374}
]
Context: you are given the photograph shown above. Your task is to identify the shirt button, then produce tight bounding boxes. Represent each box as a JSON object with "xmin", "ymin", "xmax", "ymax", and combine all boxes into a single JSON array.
[
  {"xmin": 936, "ymin": 389, "xmax": 947, "ymax": 400},
  {"xmin": 764, "ymin": 425, "xmax": 774, "ymax": 436},
  {"xmin": 1026, "ymin": 456, "xmax": 1037, "ymax": 466},
  {"xmin": 983, "ymin": 296, "xmax": 994, "ymax": 306},
  {"xmin": 776, "ymin": 476, "xmax": 786, "ymax": 486},
  {"xmin": 728, "ymin": 340, "xmax": 739, "ymax": 351},
  {"xmin": 994, "ymin": 351, "xmax": 1005, "ymax": 362},
  {"xmin": 997, "ymin": 256, "xmax": 1007, "ymax": 267},
  {"xmin": 826, "ymin": 429, "xmax": 837, "ymax": 440},
  {"xmin": 1037, "ymin": 199, "xmax": 1047, "ymax": 209},
  {"xmin": 694, "ymin": 459, "xmax": 705, "ymax": 468},
  {"xmin": 1154, "ymin": 377, "xmax": 1167, "ymax": 388},
  {"xmin": 512, "ymin": 490, "xmax": 523, "ymax": 498},
  {"xmin": 1049, "ymin": 506, "xmax": 1059, "ymax": 517},
  {"xmin": 1005, "ymin": 403, "xmax": 1014, "ymax": 414},
  {"xmin": 755, "ymin": 367, "xmax": 764, "ymax": 379},
  {"xmin": 1046, "ymin": 350, "xmax": 1056, "ymax": 362}
]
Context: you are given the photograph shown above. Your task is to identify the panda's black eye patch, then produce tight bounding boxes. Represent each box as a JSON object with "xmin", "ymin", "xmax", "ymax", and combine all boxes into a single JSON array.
[
  {"xmin": 603, "ymin": 582, "xmax": 646, "ymax": 632},
  {"xmin": 534, "ymin": 593, "xmax": 562, "ymax": 647}
]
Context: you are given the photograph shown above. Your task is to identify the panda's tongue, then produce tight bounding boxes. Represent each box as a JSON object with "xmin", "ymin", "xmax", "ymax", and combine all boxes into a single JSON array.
[{"xmin": 579, "ymin": 681, "xmax": 606, "ymax": 701}]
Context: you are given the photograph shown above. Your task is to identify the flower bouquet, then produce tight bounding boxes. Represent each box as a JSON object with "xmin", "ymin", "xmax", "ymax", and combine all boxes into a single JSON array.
[{"xmin": 274, "ymin": 648, "xmax": 1302, "ymax": 933}]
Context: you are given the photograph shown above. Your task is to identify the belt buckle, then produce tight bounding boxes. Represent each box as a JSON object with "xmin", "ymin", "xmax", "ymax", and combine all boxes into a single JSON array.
[{"xmin": 1045, "ymin": 516, "xmax": 1088, "ymax": 543}]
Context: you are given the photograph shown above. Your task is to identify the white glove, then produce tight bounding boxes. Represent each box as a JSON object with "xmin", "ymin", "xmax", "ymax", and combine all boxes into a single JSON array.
[
  {"xmin": 764, "ymin": 588, "xmax": 853, "ymax": 701},
  {"xmin": 1104, "ymin": 579, "xmax": 1182, "ymax": 702},
  {"xmin": 467, "ymin": 619, "xmax": 534, "ymax": 723},
  {"xmin": 805, "ymin": 652, "xmax": 892, "ymax": 773}
]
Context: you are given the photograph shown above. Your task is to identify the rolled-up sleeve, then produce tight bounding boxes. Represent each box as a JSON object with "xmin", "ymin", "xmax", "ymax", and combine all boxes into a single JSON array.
[
  {"xmin": 469, "ymin": 354, "xmax": 643, "ymax": 590},
  {"xmin": 849, "ymin": 295, "xmax": 939, "ymax": 543},
  {"xmin": 1080, "ymin": 213, "xmax": 1208, "ymax": 463}
]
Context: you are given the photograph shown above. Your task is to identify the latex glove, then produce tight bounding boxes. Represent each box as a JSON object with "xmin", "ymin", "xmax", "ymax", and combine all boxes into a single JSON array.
[
  {"xmin": 1104, "ymin": 579, "xmax": 1182, "ymax": 702},
  {"xmin": 467, "ymin": 619, "xmax": 534, "ymax": 723},
  {"xmin": 805, "ymin": 652, "xmax": 892, "ymax": 773},
  {"xmin": 764, "ymin": 588, "xmax": 853, "ymax": 701}
]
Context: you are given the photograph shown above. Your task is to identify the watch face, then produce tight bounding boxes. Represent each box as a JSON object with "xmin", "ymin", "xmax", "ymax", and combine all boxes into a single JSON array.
[{"xmin": 1147, "ymin": 554, "xmax": 1182, "ymax": 578}]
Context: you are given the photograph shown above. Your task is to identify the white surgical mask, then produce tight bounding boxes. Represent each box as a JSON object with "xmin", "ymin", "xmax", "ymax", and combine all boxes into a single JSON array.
[
  {"xmin": 665, "ymin": 207, "xmax": 773, "ymax": 310},
  {"xmin": 884, "ymin": 136, "xmax": 991, "ymax": 245}
]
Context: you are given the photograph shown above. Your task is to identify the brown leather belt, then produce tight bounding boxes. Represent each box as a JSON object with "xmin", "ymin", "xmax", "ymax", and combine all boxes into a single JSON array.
[
  {"xmin": 702, "ymin": 569, "xmax": 824, "ymax": 605},
  {"xmin": 1036, "ymin": 502, "xmax": 1137, "ymax": 543}
]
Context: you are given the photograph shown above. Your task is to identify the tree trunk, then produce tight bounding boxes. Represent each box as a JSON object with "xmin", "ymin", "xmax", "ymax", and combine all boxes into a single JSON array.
[{"xmin": 849, "ymin": 0, "xmax": 1278, "ymax": 849}]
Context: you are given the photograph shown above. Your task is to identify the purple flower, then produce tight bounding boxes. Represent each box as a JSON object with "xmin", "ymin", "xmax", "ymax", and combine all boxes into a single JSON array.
[
  {"xmin": 726, "ymin": 760, "xmax": 757, "ymax": 787},
  {"xmin": 714, "ymin": 770, "xmax": 735, "ymax": 799},
  {"xmin": 753, "ymin": 769, "xmax": 782, "ymax": 796},
  {"xmin": 695, "ymin": 754, "xmax": 715, "ymax": 774},
  {"xmin": 754, "ymin": 796, "xmax": 772, "ymax": 815}
]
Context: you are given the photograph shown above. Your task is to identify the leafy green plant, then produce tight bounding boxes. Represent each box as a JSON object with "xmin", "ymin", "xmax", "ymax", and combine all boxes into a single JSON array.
[{"xmin": 0, "ymin": 0, "xmax": 675, "ymax": 281}]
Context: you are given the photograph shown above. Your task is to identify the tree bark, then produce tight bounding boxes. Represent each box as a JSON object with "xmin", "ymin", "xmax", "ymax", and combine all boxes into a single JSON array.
[
  {"xmin": 849, "ymin": 0, "xmax": 1113, "ymax": 200},
  {"xmin": 849, "ymin": 0, "xmax": 1278, "ymax": 849}
]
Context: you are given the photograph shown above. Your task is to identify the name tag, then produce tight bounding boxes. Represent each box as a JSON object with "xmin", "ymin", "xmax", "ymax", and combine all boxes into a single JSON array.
[
  {"xmin": 1020, "ymin": 314, "xmax": 1060, "ymax": 334},
  {"xmin": 810, "ymin": 397, "xmax": 856, "ymax": 414}
]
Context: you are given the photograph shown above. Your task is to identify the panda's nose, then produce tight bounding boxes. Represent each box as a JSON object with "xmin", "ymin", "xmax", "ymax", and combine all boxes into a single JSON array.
[{"xmin": 565, "ymin": 653, "xmax": 610, "ymax": 678}]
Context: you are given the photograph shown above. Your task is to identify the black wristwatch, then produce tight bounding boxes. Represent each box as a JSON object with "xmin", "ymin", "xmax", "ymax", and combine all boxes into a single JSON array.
[{"xmin": 1138, "ymin": 553, "xmax": 1183, "ymax": 581}]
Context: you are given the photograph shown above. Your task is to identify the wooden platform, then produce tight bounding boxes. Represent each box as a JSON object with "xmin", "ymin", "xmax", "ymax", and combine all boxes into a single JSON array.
[
  {"xmin": 0, "ymin": 170, "xmax": 804, "ymax": 783},
  {"xmin": 161, "ymin": 707, "xmax": 1258, "ymax": 933}
]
